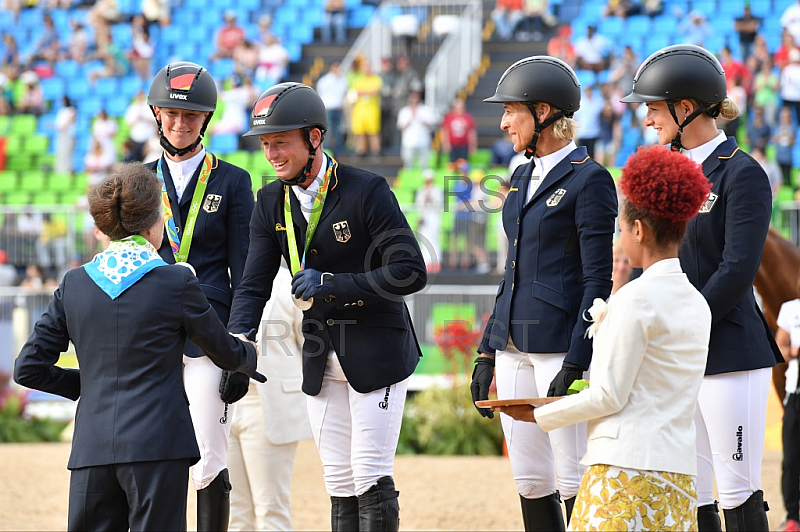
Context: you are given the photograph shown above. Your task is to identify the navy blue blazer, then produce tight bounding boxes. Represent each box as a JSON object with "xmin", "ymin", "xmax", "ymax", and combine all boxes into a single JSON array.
[
  {"xmin": 679, "ymin": 137, "xmax": 783, "ymax": 375},
  {"xmin": 479, "ymin": 146, "xmax": 618, "ymax": 368},
  {"xmin": 147, "ymin": 153, "xmax": 254, "ymax": 357},
  {"xmin": 13, "ymin": 265, "xmax": 258, "ymax": 470},
  {"xmin": 228, "ymin": 161, "xmax": 427, "ymax": 395}
]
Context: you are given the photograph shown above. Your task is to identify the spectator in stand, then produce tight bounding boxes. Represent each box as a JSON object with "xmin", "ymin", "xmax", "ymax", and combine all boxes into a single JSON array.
[
  {"xmin": 574, "ymin": 25, "xmax": 610, "ymax": 73},
  {"xmin": 141, "ymin": 0, "xmax": 170, "ymax": 30},
  {"xmin": 17, "ymin": 70, "xmax": 44, "ymax": 115},
  {"xmin": 775, "ymin": 29, "xmax": 798, "ymax": 70},
  {"xmin": 597, "ymin": 86, "xmax": 620, "ymax": 168},
  {"xmin": 316, "ymin": 61, "xmax": 348, "ymax": 153},
  {"xmin": 547, "ymin": 25, "xmax": 576, "ymax": 67},
  {"xmin": 603, "ymin": 0, "xmax": 636, "ymax": 18},
  {"xmin": 441, "ymin": 96, "xmax": 477, "ymax": 164},
  {"xmin": 782, "ymin": 49, "xmax": 800, "ymax": 125},
  {"xmin": 775, "ymin": 106, "xmax": 796, "ymax": 190},
  {"xmin": 0, "ymin": 75, "xmax": 10, "ymax": 115},
  {"xmin": 255, "ymin": 34, "xmax": 289, "ymax": 87},
  {"xmin": 1, "ymin": 34, "xmax": 20, "ymax": 76},
  {"xmin": 677, "ymin": 10, "xmax": 712, "ymax": 48},
  {"xmin": 62, "ymin": 20, "xmax": 89, "ymax": 65},
  {"xmin": 92, "ymin": 109, "xmax": 118, "ymax": 163},
  {"xmin": 128, "ymin": 15, "xmax": 154, "ymax": 81},
  {"xmin": 84, "ymin": 137, "xmax": 117, "ymax": 187},
  {"xmin": 28, "ymin": 13, "xmax": 60, "ymax": 69},
  {"xmin": 754, "ymin": 57, "xmax": 780, "ymax": 126},
  {"xmin": 640, "ymin": 0, "xmax": 663, "ymax": 17},
  {"xmin": 608, "ymin": 45, "xmax": 639, "ymax": 94},
  {"xmin": 379, "ymin": 57, "xmax": 397, "ymax": 150},
  {"xmin": 209, "ymin": 76, "xmax": 259, "ymax": 140},
  {"xmin": 86, "ymin": 0, "xmax": 120, "ymax": 36},
  {"xmin": 351, "ymin": 60, "xmax": 383, "ymax": 157},
  {"xmin": 232, "ymin": 40, "xmax": 259, "ymax": 81},
  {"xmin": 322, "ymin": 0, "xmax": 347, "ymax": 45},
  {"xmin": 491, "ymin": 0, "xmax": 524, "ymax": 41},
  {"xmin": 490, "ymin": 136, "xmax": 516, "ymax": 168},
  {"xmin": 575, "ymin": 84, "xmax": 603, "ymax": 159},
  {"xmin": 55, "ymin": 96, "xmax": 76, "ymax": 175},
  {"xmin": 415, "ymin": 169, "xmax": 444, "ymax": 273},
  {"xmin": 750, "ymin": 34, "xmax": 773, "ymax": 72},
  {"xmin": 255, "ymin": 14, "xmax": 274, "ymax": 44},
  {"xmin": 719, "ymin": 46, "xmax": 752, "ymax": 98},
  {"xmin": 516, "ymin": 0, "xmax": 556, "ymax": 41},
  {"xmin": 397, "ymin": 91, "xmax": 436, "ymax": 170},
  {"xmin": 1, "ymin": 0, "xmax": 22, "ymax": 24},
  {"xmin": 211, "ymin": 10, "xmax": 246, "ymax": 61},
  {"xmin": 391, "ymin": 55, "xmax": 422, "ymax": 130},
  {"xmin": 782, "ymin": 0, "xmax": 800, "ymax": 46},
  {"xmin": 124, "ymin": 90, "xmax": 157, "ymax": 162},
  {"xmin": 735, "ymin": 4, "xmax": 761, "ymax": 62},
  {"xmin": 87, "ymin": 30, "xmax": 130, "ymax": 85},
  {"xmin": 748, "ymin": 107, "xmax": 772, "ymax": 153},
  {"xmin": 720, "ymin": 76, "xmax": 747, "ymax": 138},
  {"xmin": 751, "ymin": 147, "xmax": 783, "ymax": 202}
]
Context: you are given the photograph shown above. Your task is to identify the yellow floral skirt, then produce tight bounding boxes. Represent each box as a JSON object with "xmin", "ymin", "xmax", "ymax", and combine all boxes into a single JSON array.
[{"xmin": 570, "ymin": 464, "xmax": 697, "ymax": 531}]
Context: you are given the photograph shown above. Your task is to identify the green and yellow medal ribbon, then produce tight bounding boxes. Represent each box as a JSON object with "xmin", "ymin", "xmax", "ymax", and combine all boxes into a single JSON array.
[{"xmin": 284, "ymin": 157, "xmax": 334, "ymax": 275}]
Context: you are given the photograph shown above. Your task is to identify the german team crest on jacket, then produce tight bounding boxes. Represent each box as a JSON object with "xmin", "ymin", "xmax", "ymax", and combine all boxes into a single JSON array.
[
  {"xmin": 203, "ymin": 194, "xmax": 222, "ymax": 213},
  {"xmin": 698, "ymin": 192, "xmax": 718, "ymax": 214},
  {"xmin": 546, "ymin": 188, "xmax": 567, "ymax": 207},
  {"xmin": 333, "ymin": 221, "xmax": 351, "ymax": 243}
]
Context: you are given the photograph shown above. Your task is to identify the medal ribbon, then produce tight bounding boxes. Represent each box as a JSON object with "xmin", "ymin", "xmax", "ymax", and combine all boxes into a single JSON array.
[
  {"xmin": 284, "ymin": 157, "xmax": 334, "ymax": 275},
  {"xmin": 156, "ymin": 151, "xmax": 216, "ymax": 263}
]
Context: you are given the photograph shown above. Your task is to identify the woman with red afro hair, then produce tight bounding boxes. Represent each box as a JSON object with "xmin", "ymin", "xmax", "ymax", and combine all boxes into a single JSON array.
[{"xmin": 496, "ymin": 146, "xmax": 714, "ymax": 530}]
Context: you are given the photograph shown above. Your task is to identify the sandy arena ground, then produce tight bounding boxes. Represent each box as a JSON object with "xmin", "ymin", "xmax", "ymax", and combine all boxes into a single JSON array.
[{"xmin": 0, "ymin": 440, "xmax": 786, "ymax": 531}]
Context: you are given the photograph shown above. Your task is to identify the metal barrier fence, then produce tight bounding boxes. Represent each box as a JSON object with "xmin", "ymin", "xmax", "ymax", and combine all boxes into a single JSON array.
[{"xmin": 776, "ymin": 202, "xmax": 800, "ymax": 247}]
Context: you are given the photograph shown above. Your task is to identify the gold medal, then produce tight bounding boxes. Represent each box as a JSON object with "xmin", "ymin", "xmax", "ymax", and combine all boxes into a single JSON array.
[{"xmin": 293, "ymin": 295, "xmax": 313, "ymax": 311}]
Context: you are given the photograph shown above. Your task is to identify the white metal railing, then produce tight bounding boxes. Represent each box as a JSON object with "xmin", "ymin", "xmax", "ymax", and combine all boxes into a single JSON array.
[
  {"xmin": 424, "ymin": 0, "xmax": 482, "ymax": 120},
  {"xmin": 776, "ymin": 202, "xmax": 800, "ymax": 246}
]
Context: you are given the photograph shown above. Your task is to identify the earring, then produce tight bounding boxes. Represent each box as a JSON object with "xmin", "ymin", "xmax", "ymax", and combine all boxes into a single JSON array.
[{"xmin": 635, "ymin": 238, "xmax": 639, "ymax": 243}]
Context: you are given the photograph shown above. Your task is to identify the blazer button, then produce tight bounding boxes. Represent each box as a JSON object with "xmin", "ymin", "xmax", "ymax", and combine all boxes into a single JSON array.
[
  {"xmin": 516, "ymin": 217, "xmax": 520, "ymax": 224},
  {"xmin": 511, "ymin": 261, "xmax": 516, "ymax": 268},
  {"xmin": 325, "ymin": 296, "xmax": 334, "ymax": 302},
  {"xmin": 326, "ymin": 319, "xmax": 335, "ymax": 326},
  {"xmin": 344, "ymin": 303, "xmax": 350, "ymax": 307},
  {"xmin": 511, "ymin": 283, "xmax": 514, "ymax": 290},
  {"xmin": 357, "ymin": 300, "xmax": 363, "ymax": 306},
  {"xmin": 514, "ymin": 238, "xmax": 517, "ymax": 246},
  {"xmin": 310, "ymin": 249, "xmax": 318, "ymax": 254}
]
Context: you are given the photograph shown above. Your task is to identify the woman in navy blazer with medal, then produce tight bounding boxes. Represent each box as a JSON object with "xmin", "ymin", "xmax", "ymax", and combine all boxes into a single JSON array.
[
  {"xmin": 470, "ymin": 56, "xmax": 618, "ymax": 531},
  {"xmin": 13, "ymin": 163, "xmax": 263, "ymax": 531},
  {"xmin": 620, "ymin": 44, "xmax": 783, "ymax": 531},
  {"xmin": 227, "ymin": 83, "xmax": 427, "ymax": 532},
  {"xmin": 146, "ymin": 61, "xmax": 255, "ymax": 531}
]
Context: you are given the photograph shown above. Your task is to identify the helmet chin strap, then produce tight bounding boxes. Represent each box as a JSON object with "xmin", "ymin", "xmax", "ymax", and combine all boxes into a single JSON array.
[
  {"xmin": 151, "ymin": 108, "xmax": 214, "ymax": 158},
  {"xmin": 523, "ymin": 102, "xmax": 566, "ymax": 159},
  {"xmin": 666, "ymin": 100, "xmax": 717, "ymax": 152},
  {"xmin": 278, "ymin": 127, "xmax": 327, "ymax": 186}
]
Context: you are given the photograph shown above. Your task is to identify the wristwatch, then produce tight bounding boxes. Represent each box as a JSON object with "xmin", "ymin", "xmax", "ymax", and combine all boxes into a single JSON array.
[{"xmin": 321, "ymin": 272, "xmax": 334, "ymax": 285}]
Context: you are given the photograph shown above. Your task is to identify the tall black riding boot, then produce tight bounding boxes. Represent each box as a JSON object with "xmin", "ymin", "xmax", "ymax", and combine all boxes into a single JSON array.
[
  {"xmin": 357, "ymin": 476, "xmax": 399, "ymax": 532},
  {"xmin": 519, "ymin": 493, "xmax": 566, "ymax": 532},
  {"xmin": 722, "ymin": 490, "xmax": 770, "ymax": 532},
  {"xmin": 331, "ymin": 495, "xmax": 360, "ymax": 532},
  {"xmin": 563, "ymin": 496, "xmax": 576, "ymax": 526},
  {"xmin": 196, "ymin": 468, "xmax": 231, "ymax": 532},
  {"xmin": 697, "ymin": 501, "xmax": 722, "ymax": 531}
]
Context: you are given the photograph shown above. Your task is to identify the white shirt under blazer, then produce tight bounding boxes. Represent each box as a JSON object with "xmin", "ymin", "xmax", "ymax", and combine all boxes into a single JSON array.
[{"xmin": 536, "ymin": 258, "xmax": 711, "ymax": 476}]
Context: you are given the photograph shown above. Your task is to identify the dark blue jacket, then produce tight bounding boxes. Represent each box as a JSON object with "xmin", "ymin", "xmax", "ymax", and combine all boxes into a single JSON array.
[
  {"xmin": 147, "ymin": 153, "xmax": 254, "ymax": 357},
  {"xmin": 13, "ymin": 265, "xmax": 258, "ymax": 469},
  {"xmin": 479, "ymin": 146, "xmax": 618, "ymax": 368},
  {"xmin": 228, "ymin": 160, "xmax": 427, "ymax": 395},
  {"xmin": 679, "ymin": 137, "xmax": 783, "ymax": 374}
]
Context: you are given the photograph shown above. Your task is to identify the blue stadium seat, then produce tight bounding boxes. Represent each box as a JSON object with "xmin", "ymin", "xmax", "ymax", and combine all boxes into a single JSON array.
[
  {"xmin": 55, "ymin": 59, "xmax": 80, "ymax": 79},
  {"xmin": 749, "ymin": 0, "xmax": 771, "ymax": 17},
  {"xmin": 106, "ymin": 95, "xmax": 130, "ymax": 118},
  {"xmin": 209, "ymin": 59, "xmax": 234, "ymax": 80},
  {"xmin": 598, "ymin": 17, "xmax": 624, "ymax": 38},
  {"xmin": 117, "ymin": 0, "xmax": 139, "ymax": 16},
  {"xmin": 94, "ymin": 77, "xmax": 119, "ymax": 98},
  {"xmin": 651, "ymin": 17, "xmax": 677, "ymax": 35},
  {"xmin": 111, "ymin": 24, "xmax": 133, "ymax": 46},
  {"xmin": 625, "ymin": 16, "xmax": 650, "ymax": 36},
  {"xmin": 349, "ymin": 5, "xmax": 376, "ymax": 27},
  {"xmin": 66, "ymin": 78, "xmax": 90, "ymax": 100},
  {"xmin": 41, "ymin": 77, "xmax": 65, "ymax": 102},
  {"xmin": 575, "ymin": 70, "xmax": 596, "ymax": 89},
  {"xmin": 78, "ymin": 96, "xmax": 104, "ymax": 118},
  {"xmin": 209, "ymin": 133, "xmax": 238, "ymax": 154}
]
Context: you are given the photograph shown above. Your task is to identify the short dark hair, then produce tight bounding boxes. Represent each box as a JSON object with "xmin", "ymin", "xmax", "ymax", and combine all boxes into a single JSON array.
[{"xmin": 89, "ymin": 163, "xmax": 161, "ymax": 241}]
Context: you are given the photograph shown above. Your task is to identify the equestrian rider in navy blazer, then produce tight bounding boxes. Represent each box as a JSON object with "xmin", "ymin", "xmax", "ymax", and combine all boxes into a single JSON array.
[{"xmin": 471, "ymin": 56, "xmax": 618, "ymax": 532}]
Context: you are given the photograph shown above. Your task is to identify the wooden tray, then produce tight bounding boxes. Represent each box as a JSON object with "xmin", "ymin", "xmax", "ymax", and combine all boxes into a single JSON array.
[{"xmin": 475, "ymin": 397, "xmax": 562, "ymax": 408}]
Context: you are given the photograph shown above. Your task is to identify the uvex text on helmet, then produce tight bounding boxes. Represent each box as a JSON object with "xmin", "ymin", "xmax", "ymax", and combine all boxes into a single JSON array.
[
  {"xmin": 147, "ymin": 61, "xmax": 217, "ymax": 112},
  {"xmin": 483, "ymin": 56, "xmax": 580, "ymax": 115},
  {"xmin": 243, "ymin": 82, "xmax": 328, "ymax": 137},
  {"xmin": 620, "ymin": 44, "xmax": 726, "ymax": 104}
]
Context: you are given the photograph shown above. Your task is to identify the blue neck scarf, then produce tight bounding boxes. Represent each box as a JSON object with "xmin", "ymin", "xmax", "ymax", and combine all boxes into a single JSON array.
[{"xmin": 83, "ymin": 235, "xmax": 167, "ymax": 299}]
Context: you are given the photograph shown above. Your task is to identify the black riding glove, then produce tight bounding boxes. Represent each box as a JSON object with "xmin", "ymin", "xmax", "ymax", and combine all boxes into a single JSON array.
[
  {"xmin": 547, "ymin": 361, "xmax": 587, "ymax": 397},
  {"xmin": 291, "ymin": 268, "xmax": 334, "ymax": 301},
  {"xmin": 470, "ymin": 356, "xmax": 496, "ymax": 419},
  {"xmin": 219, "ymin": 371, "xmax": 250, "ymax": 403}
]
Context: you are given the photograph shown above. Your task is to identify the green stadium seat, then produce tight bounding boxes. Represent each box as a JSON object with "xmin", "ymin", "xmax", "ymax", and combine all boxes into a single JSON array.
[
  {"xmin": 468, "ymin": 148, "xmax": 492, "ymax": 169},
  {"xmin": 72, "ymin": 173, "xmax": 88, "ymax": 192},
  {"xmin": 4, "ymin": 134, "xmax": 23, "ymax": 153},
  {"xmin": 392, "ymin": 188, "xmax": 415, "ymax": 204},
  {"xmin": 3, "ymin": 191, "xmax": 31, "ymax": 205},
  {"xmin": 0, "ymin": 171, "xmax": 18, "ymax": 192},
  {"xmin": 396, "ymin": 168, "xmax": 425, "ymax": 190},
  {"xmin": 224, "ymin": 150, "xmax": 251, "ymax": 172},
  {"xmin": 0, "ymin": 115, "xmax": 10, "ymax": 134},
  {"xmin": 19, "ymin": 170, "xmax": 47, "ymax": 192},
  {"xmin": 10, "ymin": 115, "xmax": 38, "ymax": 136},
  {"xmin": 47, "ymin": 173, "xmax": 73, "ymax": 191},
  {"xmin": 31, "ymin": 192, "xmax": 60, "ymax": 205},
  {"xmin": 23, "ymin": 135, "xmax": 49, "ymax": 155},
  {"xmin": 5, "ymin": 154, "xmax": 33, "ymax": 172},
  {"xmin": 59, "ymin": 190, "xmax": 84, "ymax": 205}
]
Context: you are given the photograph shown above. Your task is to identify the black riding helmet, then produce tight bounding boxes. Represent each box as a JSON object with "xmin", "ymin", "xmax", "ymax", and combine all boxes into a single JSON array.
[
  {"xmin": 484, "ymin": 56, "xmax": 581, "ymax": 159},
  {"xmin": 244, "ymin": 83, "xmax": 328, "ymax": 186},
  {"xmin": 621, "ymin": 44, "xmax": 727, "ymax": 151},
  {"xmin": 148, "ymin": 61, "xmax": 217, "ymax": 157}
]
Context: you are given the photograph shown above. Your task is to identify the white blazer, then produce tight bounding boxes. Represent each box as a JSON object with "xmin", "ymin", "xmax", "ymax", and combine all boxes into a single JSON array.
[
  {"xmin": 535, "ymin": 258, "xmax": 711, "ymax": 475},
  {"xmin": 256, "ymin": 266, "xmax": 312, "ymax": 445}
]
